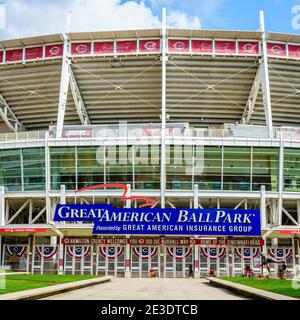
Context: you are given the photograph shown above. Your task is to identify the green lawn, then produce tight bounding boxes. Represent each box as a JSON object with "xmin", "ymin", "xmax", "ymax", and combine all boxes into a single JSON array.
[
  {"xmin": 0, "ymin": 274, "xmax": 100, "ymax": 295},
  {"xmin": 219, "ymin": 277, "xmax": 300, "ymax": 298}
]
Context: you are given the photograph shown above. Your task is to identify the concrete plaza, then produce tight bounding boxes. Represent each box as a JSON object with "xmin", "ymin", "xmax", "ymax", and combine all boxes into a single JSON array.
[{"xmin": 43, "ymin": 277, "xmax": 248, "ymax": 300}]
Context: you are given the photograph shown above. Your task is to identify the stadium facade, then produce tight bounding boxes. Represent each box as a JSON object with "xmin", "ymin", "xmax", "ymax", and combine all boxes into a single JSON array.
[{"xmin": 0, "ymin": 10, "xmax": 299, "ymax": 278}]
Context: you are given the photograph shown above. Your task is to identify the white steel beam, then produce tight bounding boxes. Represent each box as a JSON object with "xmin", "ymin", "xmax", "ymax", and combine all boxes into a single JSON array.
[
  {"xmin": 282, "ymin": 207, "xmax": 299, "ymax": 226},
  {"xmin": 0, "ymin": 94, "xmax": 25, "ymax": 132},
  {"xmin": 69, "ymin": 65, "xmax": 90, "ymax": 125},
  {"xmin": 7, "ymin": 199, "xmax": 30, "ymax": 224},
  {"xmin": 241, "ymin": 62, "xmax": 262, "ymax": 124},
  {"xmin": 278, "ymin": 131, "xmax": 284, "ymax": 226},
  {"xmin": 160, "ymin": 7, "xmax": 167, "ymax": 208},
  {"xmin": 56, "ymin": 34, "xmax": 71, "ymax": 138},
  {"xmin": 259, "ymin": 10, "xmax": 273, "ymax": 138}
]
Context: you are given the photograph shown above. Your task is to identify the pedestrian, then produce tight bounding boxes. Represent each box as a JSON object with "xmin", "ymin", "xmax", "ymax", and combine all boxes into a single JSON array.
[
  {"xmin": 260, "ymin": 253, "xmax": 276, "ymax": 276},
  {"xmin": 278, "ymin": 261, "xmax": 287, "ymax": 279},
  {"xmin": 188, "ymin": 264, "xmax": 193, "ymax": 278}
]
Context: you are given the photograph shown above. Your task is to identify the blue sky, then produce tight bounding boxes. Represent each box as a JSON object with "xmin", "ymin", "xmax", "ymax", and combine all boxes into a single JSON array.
[
  {"xmin": 0, "ymin": 0, "xmax": 299, "ymax": 40},
  {"xmin": 142, "ymin": 0, "xmax": 300, "ymax": 32}
]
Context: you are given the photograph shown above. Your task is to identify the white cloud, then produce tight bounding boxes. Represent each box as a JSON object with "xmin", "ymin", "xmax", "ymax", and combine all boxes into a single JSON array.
[
  {"xmin": 168, "ymin": 10, "xmax": 201, "ymax": 29},
  {"xmin": 0, "ymin": 0, "xmax": 202, "ymax": 40}
]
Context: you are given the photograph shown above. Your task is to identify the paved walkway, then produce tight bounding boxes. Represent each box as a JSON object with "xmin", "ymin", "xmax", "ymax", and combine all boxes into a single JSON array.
[{"xmin": 43, "ymin": 278, "xmax": 248, "ymax": 300}]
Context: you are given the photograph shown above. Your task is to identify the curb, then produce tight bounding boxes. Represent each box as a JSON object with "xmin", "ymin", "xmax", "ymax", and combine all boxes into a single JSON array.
[
  {"xmin": 0, "ymin": 276, "xmax": 112, "ymax": 300},
  {"xmin": 206, "ymin": 277, "xmax": 299, "ymax": 300}
]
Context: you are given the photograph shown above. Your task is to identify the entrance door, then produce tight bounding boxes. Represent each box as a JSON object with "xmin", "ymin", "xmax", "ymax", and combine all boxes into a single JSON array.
[
  {"xmin": 33, "ymin": 245, "xmax": 58, "ymax": 274},
  {"xmin": 165, "ymin": 246, "xmax": 193, "ymax": 278},
  {"xmin": 2, "ymin": 244, "xmax": 29, "ymax": 272},
  {"xmin": 267, "ymin": 247, "xmax": 294, "ymax": 275},
  {"xmin": 233, "ymin": 247, "xmax": 260, "ymax": 276},
  {"xmin": 199, "ymin": 247, "xmax": 228, "ymax": 277},
  {"xmin": 64, "ymin": 245, "xmax": 92, "ymax": 275},
  {"xmin": 131, "ymin": 246, "xmax": 160, "ymax": 278},
  {"xmin": 96, "ymin": 246, "xmax": 125, "ymax": 277}
]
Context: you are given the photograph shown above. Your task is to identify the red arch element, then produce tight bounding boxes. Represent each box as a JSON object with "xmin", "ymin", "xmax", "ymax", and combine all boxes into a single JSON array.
[{"xmin": 75, "ymin": 183, "xmax": 157, "ymax": 208}]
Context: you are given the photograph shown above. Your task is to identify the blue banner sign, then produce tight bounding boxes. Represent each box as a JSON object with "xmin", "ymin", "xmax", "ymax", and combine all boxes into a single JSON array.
[{"xmin": 53, "ymin": 204, "xmax": 261, "ymax": 236}]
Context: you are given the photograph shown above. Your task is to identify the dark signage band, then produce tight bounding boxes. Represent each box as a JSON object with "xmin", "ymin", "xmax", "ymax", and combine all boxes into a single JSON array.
[{"xmin": 54, "ymin": 204, "xmax": 261, "ymax": 237}]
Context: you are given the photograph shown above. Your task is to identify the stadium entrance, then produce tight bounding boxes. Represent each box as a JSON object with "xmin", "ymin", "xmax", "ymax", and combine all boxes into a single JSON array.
[{"xmin": 2, "ymin": 236, "xmax": 296, "ymax": 278}]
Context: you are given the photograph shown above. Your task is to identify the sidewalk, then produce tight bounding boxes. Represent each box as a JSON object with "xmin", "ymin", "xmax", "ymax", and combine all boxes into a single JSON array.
[{"xmin": 0, "ymin": 276, "xmax": 112, "ymax": 300}]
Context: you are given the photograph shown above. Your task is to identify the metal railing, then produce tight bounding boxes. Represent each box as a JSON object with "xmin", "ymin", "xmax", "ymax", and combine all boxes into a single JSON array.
[{"xmin": 0, "ymin": 124, "xmax": 300, "ymax": 144}]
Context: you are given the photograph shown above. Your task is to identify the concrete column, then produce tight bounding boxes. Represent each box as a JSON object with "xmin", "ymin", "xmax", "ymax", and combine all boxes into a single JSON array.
[
  {"xmin": 125, "ymin": 184, "xmax": 131, "ymax": 208},
  {"xmin": 194, "ymin": 244, "xmax": 200, "ymax": 278},
  {"xmin": 125, "ymin": 235, "xmax": 131, "ymax": 278},
  {"xmin": 28, "ymin": 235, "xmax": 34, "ymax": 274},
  {"xmin": 193, "ymin": 184, "xmax": 199, "ymax": 209},
  {"xmin": 58, "ymin": 236, "xmax": 64, "ymax": 275},
  {"xmin": 0, "ymin": 186, "xmax": 5, "ymax": 226},
  {"xmin": 260, "ymin": 185, "xmax": 267, "ymax": 229}
]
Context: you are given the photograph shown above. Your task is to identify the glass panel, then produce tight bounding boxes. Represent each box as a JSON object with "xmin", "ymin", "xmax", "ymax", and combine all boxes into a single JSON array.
[
  {"xmin": 50, "ymin": 147, "xmax": 76, "ymax": 190},
  {"xmin": 134, "ymin": 145, "xmax": 160, "ymax": 189},
  {"xmin": 166, "ymin": 145, "xmax": 193, "ymax": 190},
  {"xmin": 0, "ymin": 149, "xmax": 22, "ymax": 191},
  {"xmin": 23, "ymin": 148, "xmax": 45, "ymax": 191},
  {"xmin": 223, "ymin": 147, "xmax": 251, "ymax": 191},
  {"xmin": 106, "ymin": 146, "xmax": 133, "ymax": 186},
  {"xmin": 77, "ymin": 146, "xmax": 104, "ymax": 189},
  {"xmin": 284, "ymin": 148, "xmax": 300, "ymax": 192},
  {"xmin": 252, "ymin": 148, "xmax": 279, "ymax": 191},
  {"xmin": 194, "ymin": 146, "xmax": 222, "ymax": 190}
]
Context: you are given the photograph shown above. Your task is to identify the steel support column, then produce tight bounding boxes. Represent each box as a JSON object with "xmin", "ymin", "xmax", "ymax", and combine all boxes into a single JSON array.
[
  {"xmin": 56, "ymin": 35, "xmax": 71, "ymax": 138},
  {"xmin": 58, "ymin": 185, "xmax": 66, "ymax": 274},
  {"xmin": 45, "ymin": 131, "xmax": 51, "ymax": 223},
  {"xmin": 259, "ymin": 10, "xmax": 273, "ymax": 138},
  {"xmin": 278, "ymin": 132, "xmax": 284, "ymax": 226},
  {"xmin": 160, "ymin": 7, "xmax": 167, "ymax": 208}
]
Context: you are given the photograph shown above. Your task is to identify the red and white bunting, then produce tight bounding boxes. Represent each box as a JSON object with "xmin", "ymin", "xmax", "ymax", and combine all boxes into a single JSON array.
[
  {"xmin": 99, "ymin": 246, "xmax": 124, "ymax": 260},
  {"xmin": 267, "ymin": 248, "xmax": 293, "ymax": 262},
  {"xmin": 166, "ymin": 247, "xmax": 192, "ymax": 260},
  {"xmin": 132, "ymin": 247, "xmax": 158, "ymax": 259},
  {"xmin": 36, "ymin": 246, "xmax": 58, "ymax": 260},
  {"xmin": 234, "ymin": 247, "xmax": 260, "ymax": 261},
  {"xmin": 66, "ymin": 246, "xmax": 91, "ymax": 260},
  {"xmin": 200, "ymin": 247, "xmax": 227, "ymax": 260}
]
